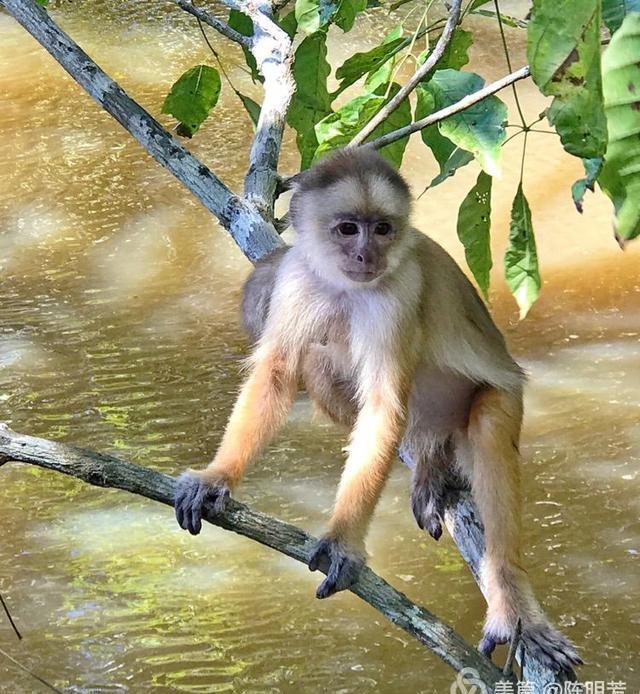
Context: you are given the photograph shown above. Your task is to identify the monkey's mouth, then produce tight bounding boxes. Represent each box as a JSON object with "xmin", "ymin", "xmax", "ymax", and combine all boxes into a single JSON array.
[{"xmin": 344, "ymin": 269, "xmax": 381, "ymax": 283}]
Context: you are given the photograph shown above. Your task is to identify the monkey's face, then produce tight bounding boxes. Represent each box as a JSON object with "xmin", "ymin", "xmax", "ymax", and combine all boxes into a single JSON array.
[
  {"xmin": 330, "ymin": 215, "xmax": 396, "ymax": 283},
  {"xmin": 290, "ymin": 151, "xmax": 412, "ymax": 289}
]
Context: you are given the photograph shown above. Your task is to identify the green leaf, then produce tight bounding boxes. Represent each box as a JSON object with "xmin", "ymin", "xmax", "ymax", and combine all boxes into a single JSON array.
[
  {"xmin": 239, "ymin": 93, "xmax": 261, "ymax": 129},
  {"xmin": 417, "ymin": 70, "xmax": 507, "ymax": 176},
  {"xmin": 417, "ymin": 28, "xmax": 473, "ymax": 72},
  {"xmin": 602, "ymin": 0, "xmax": 640, "ymax": 33},
  {"xmin": 466, "ymin": 0, "xmax": 490, "ymax": 10},
  {"xmin": 315, "ymin": 94, "xmax": 386, "ymax": 160},
  {"xmin": 162, "ymin": 65, "xmax": 221, "ymax": 137},
  {"xmin": 278, "ymin": 10, "xmax": 299, "ymax": 37},
  {"xmin": 228, "ymin": 10, "xmax": 260, "ymax": 83},
  {"xmin": 334, "ymin": 27, "xmax": 405, "ymax": 93},
  {"xmin": 364, "ymin": 26, "xmax": 404, "ymax": 92},
  {"xmin": 457, "ymin": 171, "xmax": 493, "ymax": 299},
  {"xmin": 571, "ymin": 157, "xmax": 603, "ymax": 213},
  {"xmin": 334, "ymin": 0, "xmax": 367, "ymax": 31},
  {"xmin": 599, "ymin": 12, "xmax": 640, "ymax": 241},
  {"xmin": 415, "ymin": 83, "xmax": 474, "ymax": 188},
  {"xmin": 504, "ymin": 184, "xmax": 540, "ymax": 319},
  {"xmin": 527, "ymin": 0, "xmax": 607, "ymax": 159},
  {"xmin": 288, "ymin": 31, "xmax": 332, "ymax": 169},
  {"xmin": 295, "ymin": 0, "xmax": 338, "ymax": 33},
  {"xmin": 314, "ymin": 83, "xmax": 411, "ymax": 167},
  {"xmin": 470, "ymin": 8, "xmax": 528, "ymax": 28},
  {"xmin": 35, "ymin": 0, "xmax": 49, "ymax": 6},
  {"xmin": 368, "ymin": 83, "xmax": 412, "ymax": 168},
  {"xmin": 428, "ymin": 148, "xmax": 475, "ymax": 188}
]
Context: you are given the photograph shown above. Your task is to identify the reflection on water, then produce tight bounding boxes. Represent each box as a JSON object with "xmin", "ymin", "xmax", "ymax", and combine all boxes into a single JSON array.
[{"xmin": 1, "ymin": 1, "xmax": 639, "ymax": 692}]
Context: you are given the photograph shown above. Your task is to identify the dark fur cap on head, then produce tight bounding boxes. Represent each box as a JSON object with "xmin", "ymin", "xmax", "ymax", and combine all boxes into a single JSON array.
[
  {"xmin": 293, "ymin": 146, "xmax": 410, "ymax": 196},
  {"xmin": 289, "ymin": 147, "xmax": 411, "ymax": 228}
]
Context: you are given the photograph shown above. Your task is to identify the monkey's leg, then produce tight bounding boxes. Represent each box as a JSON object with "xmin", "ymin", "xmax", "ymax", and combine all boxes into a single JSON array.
[
  {"xmin": 175, "ymin": 350, "xmax": 297, "ymax": 535},
  {"xmin": 302, "ymin": 343, "xmax": 357, "ymax": 428},
  {"xmin": 309, "ymin": 394, "xmax": 403, "ymax": 598},
  {"xmin": 467, "ymin": 387, "xmax": 582, "ymax": 673}
]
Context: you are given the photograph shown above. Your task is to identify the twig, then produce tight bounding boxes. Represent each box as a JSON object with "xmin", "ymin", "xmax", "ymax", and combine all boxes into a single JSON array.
[
  {"xmin": 0, "ymin": 593, "xmax": 22, "ymax": 640},
  {"xmin": 175, "ymin": 0, "xmax": 252, "ymax": 48},
  {"xmin": 0, "ymin": 648, "xmax": 62, "ymax": 693},
  {"xmin": 367, "ymin": 65, "xmax": 531, "ymax": 151},
  {"xmin": 349, "ymin": 0, "xmax": 463, "ymax": 147},
  {"xmin": 492, "ymin": 0, "xmax": 527, "ymax": 128},
  {"xmin": 0, "ymin": 424, "xmax": 505, "ymax": 688}
]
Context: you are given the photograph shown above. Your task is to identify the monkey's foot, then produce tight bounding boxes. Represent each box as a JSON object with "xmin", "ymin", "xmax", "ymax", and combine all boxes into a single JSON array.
[
  {"xmin": 479, "ymin": 620, "xmax": 582, "ymax": 674},
  {"xmin": 308, "ymin": 537, "xmax": 365, "ymax": 599},
  {"xmin": 411, "ymin": 483, "xmax": 445, "ymax": 541},
  {"xmin": 174, "ymin": 471, "xmax": 231, "ymax": 536}
]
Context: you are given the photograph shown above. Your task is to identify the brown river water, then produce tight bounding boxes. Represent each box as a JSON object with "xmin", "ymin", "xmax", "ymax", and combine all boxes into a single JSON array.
[{"xmin": 0, "ymin": 1, "xmax": 638, "ymax": 692}]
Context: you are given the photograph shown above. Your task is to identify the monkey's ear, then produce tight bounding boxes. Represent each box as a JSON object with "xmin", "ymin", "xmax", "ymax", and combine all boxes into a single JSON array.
[{"xmin": 280, "ymin": 171, "xmax": 307, "ymax": 193}]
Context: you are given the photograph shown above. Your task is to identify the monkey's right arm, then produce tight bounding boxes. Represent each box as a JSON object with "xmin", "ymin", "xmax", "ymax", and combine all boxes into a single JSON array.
[{"xmin": 175, "ymin": 346, "xmax": 298, "ymax": 534}]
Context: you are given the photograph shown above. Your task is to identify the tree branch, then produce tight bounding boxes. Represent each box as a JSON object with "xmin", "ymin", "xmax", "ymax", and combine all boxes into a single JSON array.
[
  {"xmin": 0, "ymin": 0, "xmax": 284, "ymax": 263},
  {"xmin": 367, "ymin": 65, "xmax": 531, "ymax": 151},
  {"xmin": 0, "ymin": 424, "xmax": 507, "ymax": 689},
  {"xmin": 349, "ymin": 0, "xmax": 463, "ymax": 147},
  {"xmin": 233, "ymin": 0, "xmax": 295, "ymax": 220},
  {"xmin": 175, "ymin": 0, "xmax": 252, "ymax": 47}
]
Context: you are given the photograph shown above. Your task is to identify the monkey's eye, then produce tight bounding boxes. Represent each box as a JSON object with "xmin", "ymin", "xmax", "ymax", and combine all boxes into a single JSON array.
[
  {"xmin": 337, "ymin": 222, "xmax": 359, "ymax": 236},
  {"xmin": 374, "ymin": 222, "xmax": 391, "ymax": 236}
]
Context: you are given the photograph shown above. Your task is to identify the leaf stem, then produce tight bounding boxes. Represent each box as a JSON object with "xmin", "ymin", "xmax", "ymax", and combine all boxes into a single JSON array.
[
  {"xmin": 493, "ymin": 0, "xmax": 527, "ymax": 128},
  {"xmin": 519, "ymin": 127, "xmax": 529, "ymax": 183},
  {"xmin": 196, "ymin": 17, "xmax": 249, "ymax": 94}
]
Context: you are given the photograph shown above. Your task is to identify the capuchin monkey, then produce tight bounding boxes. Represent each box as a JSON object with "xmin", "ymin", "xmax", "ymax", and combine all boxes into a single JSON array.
[{"xmin": 174, "ymin": 147, "xmax": 581, "ymax": 673}]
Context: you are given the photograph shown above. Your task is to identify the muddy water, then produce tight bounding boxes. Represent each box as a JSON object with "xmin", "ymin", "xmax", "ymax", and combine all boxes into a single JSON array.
[{"xmin": 0, "ymin": 1, "xmax": 638, "ymax": 692}]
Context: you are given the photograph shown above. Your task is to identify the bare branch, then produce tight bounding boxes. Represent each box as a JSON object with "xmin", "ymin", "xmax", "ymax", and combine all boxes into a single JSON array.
[
  {"xmin": 0, "ymin": 0, "xmax": 284, "ymax": 263},
  {"xmin": 368, "ymin": 66, "xmax": 531, "ymax": 151},
  {"xmin": 0, "ymin": 424, "xmax": 506, "ymax": 688},
  {"xmin": 233, "ymin": 0, "xmax": 295, "ymax": 220},
  {"xmin": 349, "ymin": 0, "xmax": 463, "ymax": 147},
  {"xmin": 175, "ymin": 0, "xmax": 252, "ymax": 47}
]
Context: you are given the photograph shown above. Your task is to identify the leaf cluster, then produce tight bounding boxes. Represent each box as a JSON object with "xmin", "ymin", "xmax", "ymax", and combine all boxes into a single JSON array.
[{"xmin": 160, "ymin": 0, "xmax": 640, "ymax": 317}]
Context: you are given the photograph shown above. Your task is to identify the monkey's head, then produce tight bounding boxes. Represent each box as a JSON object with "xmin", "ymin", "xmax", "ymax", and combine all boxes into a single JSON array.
[{"xmin": 289, "ymin": 147, "xmax": 412, "ymax": 288}]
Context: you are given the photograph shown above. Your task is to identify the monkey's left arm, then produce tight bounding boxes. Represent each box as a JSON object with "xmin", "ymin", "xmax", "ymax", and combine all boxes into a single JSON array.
[{"xmin": 309, "ymin": 362, "xmax": 408, "ymax": 598}]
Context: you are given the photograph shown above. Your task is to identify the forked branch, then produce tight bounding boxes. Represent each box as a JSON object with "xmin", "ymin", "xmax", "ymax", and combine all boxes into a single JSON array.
[
  {"xmin": 349, "ymin": 0, "xmax": 463, "ymax": 147},
  {"xmin": 0, "ymin": 424, "xmax": 506, "ymax": 689},
  {"xmin": 368, "ymin": 65, "xmax": 531, "ymax": 151}
]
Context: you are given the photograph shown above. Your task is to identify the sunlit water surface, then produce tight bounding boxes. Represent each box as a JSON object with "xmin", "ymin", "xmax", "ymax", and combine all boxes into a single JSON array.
[{"xmin": 0, "ymin": 1, "xmax": 638, "ymax": 692}]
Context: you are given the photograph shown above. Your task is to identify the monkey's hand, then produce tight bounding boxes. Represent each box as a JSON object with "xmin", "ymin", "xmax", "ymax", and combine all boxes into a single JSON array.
[
  {"xmin": 174, "ymin": 470, "xmax": 231, "ymax": 536},
  {"xmin": 480, "ymin": 618, "xmax": 583, "ymax": 674},
  {"xmin": 308, "ymin": 536, "xmax": 366, "ymax": 599}
]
